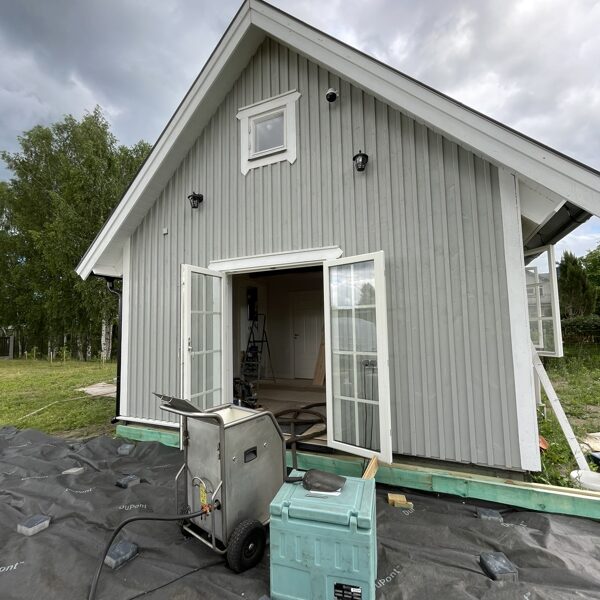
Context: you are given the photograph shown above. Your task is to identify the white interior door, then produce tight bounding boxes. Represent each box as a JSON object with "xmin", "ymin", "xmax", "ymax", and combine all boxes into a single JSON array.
[
  {"xmin": 292, "ymin": 291, "xmax": 324, "ymax": 379},
  {"xmin": 324, "ymin": 251, "xmax": 392, "ymax": 463},
  {"xmin": 181, "ymin": 264, "xmax": 224, "ymax": 410}
]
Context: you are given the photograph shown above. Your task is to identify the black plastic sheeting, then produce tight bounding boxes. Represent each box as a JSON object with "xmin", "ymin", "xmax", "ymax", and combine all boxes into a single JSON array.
[{"xmin": 1, "ymin": 427, "xmax": 600, "ymax": 599}]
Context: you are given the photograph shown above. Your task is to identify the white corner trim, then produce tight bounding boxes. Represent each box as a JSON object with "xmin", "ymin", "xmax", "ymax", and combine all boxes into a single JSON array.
[
  {"xmin": 498, "ymin": 168, "xmax": 541, "ymax": 471},
  {"xmin": 208, "ymin": 245, "xmax": 343, "ymax": 273},
  {"xmin": 237, "ymin": 89, "xmax": 301, "ymax": 174},
  {"xmin": 119, "ymin": 238, "xmax": 131, "ymax": 417}
]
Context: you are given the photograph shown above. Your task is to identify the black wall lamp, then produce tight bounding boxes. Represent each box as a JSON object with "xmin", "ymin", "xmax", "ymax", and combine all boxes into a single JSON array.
[
  {"xmin": 353, "ymin": 150, "xmax": 368, "ymax": 172},
  {"xmin": 187, "ymin": 192, "xmax": 204, "ymax": 209}
]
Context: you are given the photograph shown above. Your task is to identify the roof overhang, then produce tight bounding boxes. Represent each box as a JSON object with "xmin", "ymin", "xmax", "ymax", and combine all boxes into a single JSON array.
[{"xmin": 77, "ymin": 0, "xmax": 600, "ymax": 279}]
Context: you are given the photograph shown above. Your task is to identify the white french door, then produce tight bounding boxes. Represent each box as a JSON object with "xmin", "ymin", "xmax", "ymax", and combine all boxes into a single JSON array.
[
  {"xmin": 323, "ymin": 251, "xmax": 392, "ymax": 463},
  {"xmin": 181, "ymin": 264, "xmax": 225, "ymax": 410}
]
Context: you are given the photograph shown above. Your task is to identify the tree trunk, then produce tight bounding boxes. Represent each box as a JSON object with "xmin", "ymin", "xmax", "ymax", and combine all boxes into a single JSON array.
[{"xmin": 101, "ymin": 319, "xmax": 113, "ymax": 361}]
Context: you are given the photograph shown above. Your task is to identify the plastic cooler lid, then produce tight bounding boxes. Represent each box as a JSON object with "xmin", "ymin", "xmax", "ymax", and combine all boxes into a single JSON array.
[{"xmin": 270, "ymin": 470, "xmax": 375, "ymax": 529}]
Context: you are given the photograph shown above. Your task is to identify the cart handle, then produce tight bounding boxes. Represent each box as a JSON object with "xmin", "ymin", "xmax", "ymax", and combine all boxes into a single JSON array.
[{"xmin": 155, "ymin": 393, "xmax": 225, "ymax": 423}]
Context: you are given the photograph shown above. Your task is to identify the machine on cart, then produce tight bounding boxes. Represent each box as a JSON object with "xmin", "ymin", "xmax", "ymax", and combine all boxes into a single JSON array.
[{"xmin": 157, "ymin": 394, "xmax": 286, "ymax": 572}]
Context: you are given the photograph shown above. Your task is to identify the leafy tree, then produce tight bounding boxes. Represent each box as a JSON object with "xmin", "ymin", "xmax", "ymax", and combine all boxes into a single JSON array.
[
  {"xmin": 557, "ymin": 251, "xmax": 596, "ymax": 318},
  {"xmin": 0, "ymin": 107, "xmax": 151, "ymax": 357},
  {"xmin": 582, "ymin": 245, "xmax": 600, "ymax": 312}
]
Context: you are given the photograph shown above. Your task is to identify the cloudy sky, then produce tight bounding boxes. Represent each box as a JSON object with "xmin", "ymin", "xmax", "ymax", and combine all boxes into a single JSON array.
[{"xmin": 1, "ymin": 0, "xmax": 599, "ymax": 255}]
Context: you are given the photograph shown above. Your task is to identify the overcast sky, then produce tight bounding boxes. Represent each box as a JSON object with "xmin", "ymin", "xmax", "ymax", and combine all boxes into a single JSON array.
[{"xmin": 1, "ymin": 0, "xmax": 599, "ymax": 256}]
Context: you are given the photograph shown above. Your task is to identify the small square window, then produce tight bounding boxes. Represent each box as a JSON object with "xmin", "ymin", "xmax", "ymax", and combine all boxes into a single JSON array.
[
  {"xmin": 252, "ymin": 111, "xmax": 285, "ymax": 157},
  {"xmin": 237, "ymin": 90, "xmax": 300, "ymax": 174}
]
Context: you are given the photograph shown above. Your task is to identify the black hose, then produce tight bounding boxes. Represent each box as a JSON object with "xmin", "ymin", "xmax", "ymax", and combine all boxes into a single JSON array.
[{"xmin": 88, "ymin": 508, "xmax": 209, "ymax": 600}]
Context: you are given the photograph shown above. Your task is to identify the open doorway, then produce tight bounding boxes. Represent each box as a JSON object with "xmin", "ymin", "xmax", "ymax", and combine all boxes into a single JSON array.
[
  {"xmin": 183, "ymin": 249, "xmax": 393, "ymax": 462},
  {"xmin": 231, "ymin": 267, "xmax": 327, "ymax": 446}
]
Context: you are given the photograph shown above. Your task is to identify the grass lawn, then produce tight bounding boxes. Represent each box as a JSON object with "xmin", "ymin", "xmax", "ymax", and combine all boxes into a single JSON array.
[
  {"xmin": 1, "ymin": 346, "xmax": 599, "ymax": 487},
  {"xmin": 536, "ymin": 344, "xmax": 600, "ymax": 485},
  {"xmin": 0, "ymin": 359, "xmax": 117, "ymax": 439}
]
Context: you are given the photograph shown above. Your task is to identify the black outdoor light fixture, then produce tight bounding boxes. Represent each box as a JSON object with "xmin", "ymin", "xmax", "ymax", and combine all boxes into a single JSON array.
[
  {"xmin": 187, "ymin": 192, "xmax": 204, "ymax": 209},
  {"xmin": 353, "ymin": 150, "xmax": 368, "ymax": 172}
]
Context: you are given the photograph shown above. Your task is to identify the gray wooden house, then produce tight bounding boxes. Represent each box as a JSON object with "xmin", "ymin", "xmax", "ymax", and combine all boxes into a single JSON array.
[{"xmin": 77, "ymin": 0, "xmax": 600, "ymax": 472}]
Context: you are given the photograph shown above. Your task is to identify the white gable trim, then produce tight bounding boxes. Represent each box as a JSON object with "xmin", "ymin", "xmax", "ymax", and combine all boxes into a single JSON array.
[
  {"xmin": 76, "ymin": 3, "xmax": 258, "ymax": 279},
  {"xmin": 250, "ymin": 1, "xmax": 600, "ymax": 213},
  {"xmin": 77, "ymin": 0, "xmax": 600, "ymax": 280}
]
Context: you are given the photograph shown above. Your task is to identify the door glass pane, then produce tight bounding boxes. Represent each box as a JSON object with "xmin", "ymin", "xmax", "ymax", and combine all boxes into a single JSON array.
[
  {"xmin": 525, "ymin": 247, "xmax": 561, "ymax": 356},
  {"xmin": 189, "ymin": 271, "xmax": 222, "ymax": 410},
  {"xmin": 329, "ymin": 259, "xmax": 380, "ymax": 451}
]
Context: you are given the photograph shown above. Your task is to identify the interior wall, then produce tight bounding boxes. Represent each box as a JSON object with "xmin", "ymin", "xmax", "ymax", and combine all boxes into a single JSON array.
[{"xmin": 232, "ymin": 270, "xmax": 323, "ymax": 380}]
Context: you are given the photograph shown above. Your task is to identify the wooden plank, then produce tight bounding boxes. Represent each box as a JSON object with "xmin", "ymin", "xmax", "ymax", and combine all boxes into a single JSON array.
[
  {"xmin": 286, "ymin": 450, "xmax": 600, "ymax": 520},
  {"xmin": 312, "ymin": 328, "xmax": 325, "ymax": 385},
  {"xmin": 388, "ymin": 493, "xmax": 413, "ymax": 509},
  {"xmin": 362, "ymin": 456, "xmax": 379, "ymax": 479},
  {"xmin": 532, "ymin": 347, "xmax": 589, "ymax": 471},
  {"xmin": 116, "ymin": 424, "xmax": 180, "ymax": 448}
]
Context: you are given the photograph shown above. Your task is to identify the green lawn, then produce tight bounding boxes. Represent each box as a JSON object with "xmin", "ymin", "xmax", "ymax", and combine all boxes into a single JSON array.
[
  {"xmin": 1, "ymin": 348, "xmax": 599, "ymax": 487},
  {"xmin": 536, "ymin": 344, "xmax": 600, "ymax": 485},
  {"xmin": 0, "ymin": 359, "xmax": 117, "ymax": 439}
]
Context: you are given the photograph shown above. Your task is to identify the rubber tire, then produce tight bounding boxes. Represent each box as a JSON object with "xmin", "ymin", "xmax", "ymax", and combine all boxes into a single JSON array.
[{"xmin": 226, "ymin": 519, "xmax": 266, "ymax": 573}]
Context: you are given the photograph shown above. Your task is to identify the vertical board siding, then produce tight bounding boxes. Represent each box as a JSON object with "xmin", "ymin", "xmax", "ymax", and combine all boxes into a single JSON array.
[{"xmin": 128, "ymin": 38, "xmax": 522, "ymax": 469}]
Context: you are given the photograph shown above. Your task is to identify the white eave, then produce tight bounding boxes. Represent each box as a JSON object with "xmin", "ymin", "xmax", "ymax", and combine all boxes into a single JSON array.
[{"xmin": 77, "ymin": 0, "xmax": 600, "ymax": 280}]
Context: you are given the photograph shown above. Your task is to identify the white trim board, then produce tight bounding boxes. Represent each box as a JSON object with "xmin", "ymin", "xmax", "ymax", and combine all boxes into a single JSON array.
[
  {"xmin": 208, "ymin": 246, "xmax": 343, "ymax": 273},
  {"xmin": 119, "ymin": 238, "xmax": 131, "ymax": 417},
  {"xmin": 498, "ymin": 169, "xmax": 540, "ymax": 471},
  {"xmin": 116, "ymin": 416, "xmax": 179, "ymax": 429},
  {"xmin": 76, "ymin": 0, "xmax": 600, "ymax": 281}
]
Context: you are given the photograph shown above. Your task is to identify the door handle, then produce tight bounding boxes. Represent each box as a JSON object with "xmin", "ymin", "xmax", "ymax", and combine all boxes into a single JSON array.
[{"xmin": 293, "ymin": 333, "xmax": 299, "ymax": 339}]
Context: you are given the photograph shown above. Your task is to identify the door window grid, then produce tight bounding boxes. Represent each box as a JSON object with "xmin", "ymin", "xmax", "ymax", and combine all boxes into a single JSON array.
[
  {"xmin": 189, "ymin": 272, "xmax": 222, "ymax": 409},
  {"xmin": 330, "ymin": 261, "xmax": 380, "ymax": 450},
  {"xmin": 524, "ymin": 245, "xmax": 563, "ymax": 357}
]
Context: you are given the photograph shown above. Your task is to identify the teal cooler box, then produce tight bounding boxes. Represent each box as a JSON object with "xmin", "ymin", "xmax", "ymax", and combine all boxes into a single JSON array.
[{"xmin": 269, "ymin": 471, "xmax": 377, "ymax": 600}]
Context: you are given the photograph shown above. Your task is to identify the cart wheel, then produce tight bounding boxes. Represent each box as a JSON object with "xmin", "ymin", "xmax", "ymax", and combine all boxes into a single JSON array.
[{"xmin": 226, "ymin": 519, "xmax": 266, "ymax": 573}]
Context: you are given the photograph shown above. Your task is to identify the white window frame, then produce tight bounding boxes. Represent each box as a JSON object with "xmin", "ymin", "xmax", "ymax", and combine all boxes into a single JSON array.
[
  {"xmin": 236, "ymin": 90, "xmax": 300, "ymax": 175},
  {"xmin": 524, "ymin": 245, "xmax": 563, "ymax": 357}
]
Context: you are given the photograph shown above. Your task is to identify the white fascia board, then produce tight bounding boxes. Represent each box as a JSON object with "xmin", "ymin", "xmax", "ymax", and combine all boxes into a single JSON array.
[
  {"xmin": 250, "ymin": 2, "xmax": 600, "ymax": 215},
  {"xmin": 76, "ymin": 4, "xmax": 257, "ymax": 280}
]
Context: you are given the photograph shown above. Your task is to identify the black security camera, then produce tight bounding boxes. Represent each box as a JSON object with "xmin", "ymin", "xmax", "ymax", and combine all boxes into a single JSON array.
[{"xmin": 325, "ymin": 88, "xmax": 338, "ymax": 103}]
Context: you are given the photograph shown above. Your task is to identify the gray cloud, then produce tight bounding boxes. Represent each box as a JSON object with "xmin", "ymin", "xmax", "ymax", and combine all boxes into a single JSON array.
[{"xmin": 1, "ymin": 0, "xmax": 599, "ymax": 253}]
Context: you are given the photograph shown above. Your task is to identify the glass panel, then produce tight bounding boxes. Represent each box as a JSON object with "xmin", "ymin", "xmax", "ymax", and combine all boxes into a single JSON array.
[
  {"xmin": 332, "ymin": 308, "xmax": 353, "ymax": 351},
  {"xmin": 356, "ymin": 356, "xmax": 378, "ymax": 401},
  {"xmin": 329, "ymin": 259, "xmax": 380, "ymax": 452},
  {"xmin": 254, "ymin": 112, "xmax": 284, "ymax": 153},
  {"xmin": 191, "ymin": 313, "xmax": 204, "ymax": 352},
  {"xmin": 541, "ymin": 319, "xmax": 556, "ymax": 354},
  {"xmin": 191, "ymin": 272, "xmax": 204, "ymax": 311},
  {"xmin": 333, "ymin": 397, "xmax": 357, "ymax": 446},
  {"xmin": 355, "ymin": 308, "xmax": 377, "ymax": 352},
  {"xmin": 332, "ymin": 353, "xmax": 354, "ymax": 398},
  {"xmin": 187, "ymin": 270, "xmax": 222, "ymax": 410},
  {"xmin": 357, "ymin": 404, "xmax": 380, "ymax": 450},
  {"xmin": 353, "ymin": 261, "xmax": 375, "ymax": 306},
  {"xmin": 525, "ymin": 247, "xmax": 560, "ymax": 356}
]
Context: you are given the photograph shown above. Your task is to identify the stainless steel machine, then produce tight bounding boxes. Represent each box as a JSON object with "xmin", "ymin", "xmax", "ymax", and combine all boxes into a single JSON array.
[{"xmin": 157, "ymin": 394, "xmax": 286, "ymax": 572}]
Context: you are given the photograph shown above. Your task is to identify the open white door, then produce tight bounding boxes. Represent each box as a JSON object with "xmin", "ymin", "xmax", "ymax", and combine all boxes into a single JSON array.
[
  {"xmin": 181, "ymin": 264, "xmax": 225, "ymax": 410},
  {"xmin": 323, "ymin": 251, "xmax": 392, "ymax": 463}
]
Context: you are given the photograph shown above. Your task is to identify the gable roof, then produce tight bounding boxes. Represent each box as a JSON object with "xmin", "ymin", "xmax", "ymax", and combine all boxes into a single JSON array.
[{"xmin": 77, "ymin": 0, "xmax": 600, "ymax": 279}]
